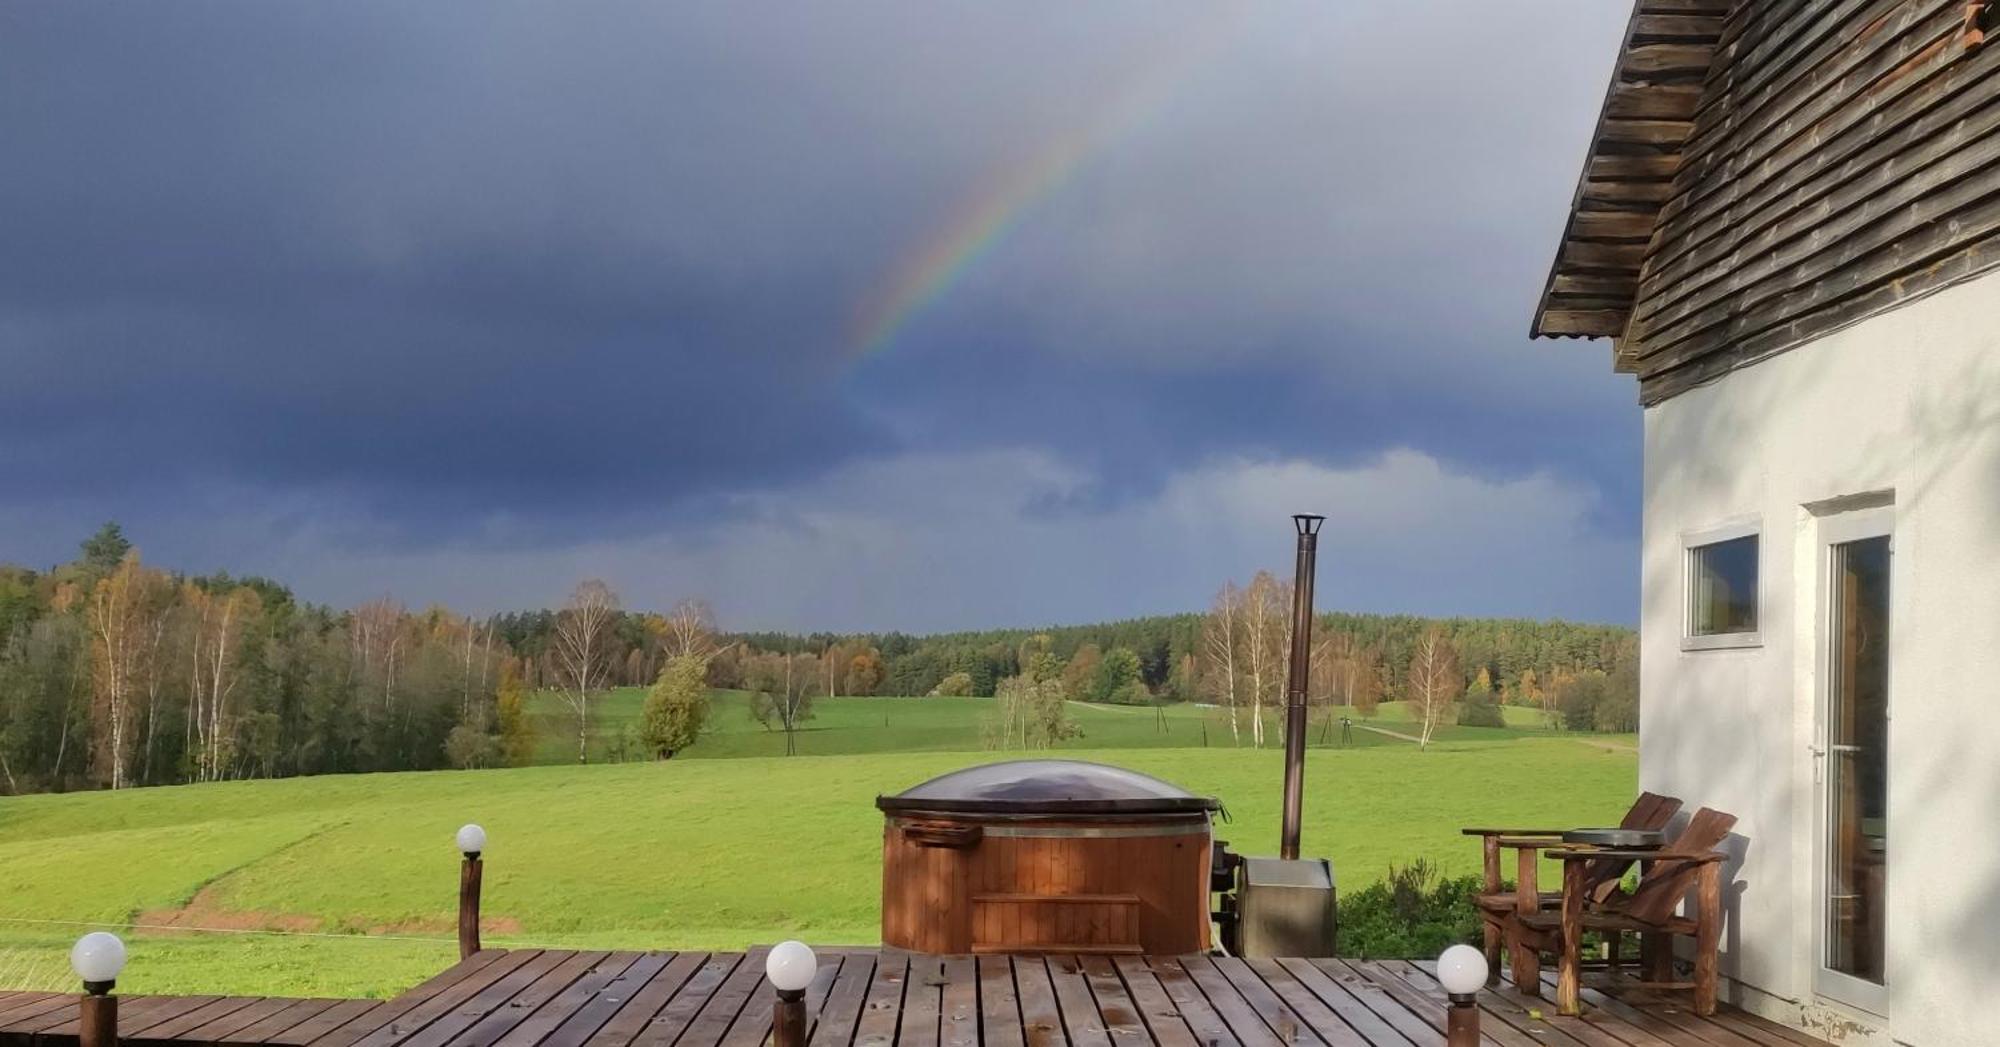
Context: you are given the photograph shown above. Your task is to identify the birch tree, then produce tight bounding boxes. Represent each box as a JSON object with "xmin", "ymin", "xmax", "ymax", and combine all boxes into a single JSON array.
[
  {"xmin": 1239, "ymin": 571, "xmax": 1290, "ymax": 748},
  {"xmin": 184, "ymin": 583, "xmax": 261, "ymax": 781},
  {"xmin": 1201, "ymin": 582, "xmax": 1243, "ymax": 744},
  {"xmin": 1406, "ymin": 626, "xmax": 1461, "ymax": 750},
  {"xmin": 86, "ymin": 553, "xmax": 166, "ymax": 789},
  {"xmin": 553, "ymin": 579, "xmax": 619, "ymax": 763},
  {"xmin": 662, "ymin": 599, "xmax": 718, "ymax": 661}
]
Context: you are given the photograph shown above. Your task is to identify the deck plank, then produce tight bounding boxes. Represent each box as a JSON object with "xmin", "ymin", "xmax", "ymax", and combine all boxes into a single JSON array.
[
  {"xmin": 1304, "ymin": 962, "xmax": 1438, "ymax": 1047},
  {"xmin": 181, "ymin": 999, "xmax": 311, "ymax": 1045},
  {"xmin": 404, "ymin": 950, "xmax": 595, "ymax": 1047},
  {"xmin": 811, "ymin": 953, "xmax": 878, "ymax": 1047},
  {"xmin": 966, "ymin": 957, "xmax": 1019, "ymax": 1047},
  {"xmin": 0, "ymin": 994, "xmax": 81, "ymax": 1035},
  {"xmin": 36, "ymin": 996, "xmax": 193, "ymax": 1042},
  {"xmin": 1076, "ymin": 956, "xmax": 1165, "ymax": 1047},
  {"xmin": 1445, "ymin": 971, "xmax": 1671, "ymax": 1047},
  {"xmin": 540, "ymin": 952, "xmax": 675, "ymax": 1047},
  {"xmin": 1538, "ymin": 972, "xmax": 1761, "ymax": 1047},
  {"xmin": 583, "ymin": 951, "xmax": 707, "ymax": 1047},
  {"xmin": 628, "ymin": 953, "xmax": 745, "ymax": 1047},
  {"xmin": 937, "ymin": 956, "xmax": 978, "ymax": 1047},
  {"xmin": 1383, "ymin": 961, "xmax": 1598, "ymax": 1047},
  {"xmin": 223, "ymin": 998, "xmax": 342, "ymax": 1045},
  {"xmin": 0, "ymin": 950, "xmax": 1838, "ymax": 1047},
  {"xmin": 1042, "ymin": 957, "xmax": 1107, "ymax": 1047},
  {"xmin": 1173, "ymin": 956, "xmax": 1283, "ymax": 1047},
  {"xmin": 340, "ymin": 947, "xmax": 548, "ymax": 1047},
  {"xmin": 1102, "ymin": 958, "xmax": 1193, "ymax": 1047},
  {"xmin": 670, "ymin": 947, "xmax": 769, "ymax": 1047},
  {"xmin": 264, "ymin": 1001, "xmax": 386, "ymax": 1046},
  {"xmin": 312, "ymin": 951, "xmax": 533, "ymax": 1047},
  {"xmin": 0, "ymin": 995, "xmax": 64, "ymax": 1027},
  {"xmin": 131, "ymin": 998, "xmax": 270, "ymax": 1045},
  {"xmin": 850, "ymin": 952, "xmax": 908, "ymax": 1047},
  {"xmin": 1243, "ymin": 958, "xmax": 1370, "ymax": 1047},
  {"xmin": 1135, "ymin": 957, "xmax": 1246, "ymax": 1047},
  {"xmin": 1207, "ymin": 956, "xmax": 1331, "ymax": 1046},
  {"xmin": 489, "ymin": 952, "xmax": 639, "ymax": 1047},
  {"xmin": 1347, "ymin": 961, "xmax": 1559, "ymax": 1047},
  {"xmin": 1274, "ymin": 959, "xmax": 1415, "ymax": 1047},
  {"xmin": 1007, "ymin": 957, "xmax": 1063, "ymax": 1047},
  {"xmin": 896, "ymin": 954, "xmax": 944, "ymax": 1047}
]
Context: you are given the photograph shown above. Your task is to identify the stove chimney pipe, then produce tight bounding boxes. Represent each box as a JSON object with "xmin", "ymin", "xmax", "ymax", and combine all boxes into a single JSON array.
[{"xmin": 1279, "ymin": 514, "xmax": 1324, "ymax": 861}]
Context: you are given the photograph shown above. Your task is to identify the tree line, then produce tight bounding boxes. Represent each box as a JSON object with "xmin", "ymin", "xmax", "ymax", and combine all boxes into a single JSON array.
[
  {"xmin": 0, "ymin": 525, "xmax": 717, "ymax": 795},
  {"xmin": 0, "ymin": 523, "xmax": 1638, "ymax": 794}
]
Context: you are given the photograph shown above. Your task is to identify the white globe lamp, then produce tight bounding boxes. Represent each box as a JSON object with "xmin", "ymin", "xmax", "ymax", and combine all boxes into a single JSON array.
[
  {"xmin": 1438, "ymin": 943, "xmax": 1488, "ymax": 1046},
  {"xmin": 766, "ymin": 940, "xmax": 816, "ymax": 993},
  {"xmin": 1438, "ymin": 943, "xmax": 1489, "ymax": 995},
  {"xmin": 456, "ymin": 823, "xmax": 487, "ymax": 858},
  {"xmin": 766, "ymin": 941, "xmax": 816, "ymax": 1047},
  {"xmin": 70, "ymin": 932, "xmax": 127, "ymax": 992}
]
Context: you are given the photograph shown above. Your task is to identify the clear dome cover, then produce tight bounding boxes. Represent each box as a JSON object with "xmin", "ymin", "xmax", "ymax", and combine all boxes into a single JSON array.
[{"xmin": 877, "ymin": 759, "xmax": 1219, "ymax": 815}]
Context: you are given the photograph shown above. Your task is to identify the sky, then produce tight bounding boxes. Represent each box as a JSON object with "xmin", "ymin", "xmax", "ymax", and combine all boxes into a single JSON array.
[{"xmin": 0, "ymin": 1, "xmax": 1640, "ymax": 632}]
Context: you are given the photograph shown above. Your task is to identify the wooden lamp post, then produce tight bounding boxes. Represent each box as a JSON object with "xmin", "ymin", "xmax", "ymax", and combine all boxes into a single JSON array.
[
  {"xmin": 1438, "ymin": 944, "xmax": 1488, "ymax": 1047},
  {"xmin": 71, "ymin": 932, "xmax": 126, "ymax": 1047},
  {"xmin": 765, "ymin": 941, "xmax": 816, "ymax": 1047},
  {"xmin": 456, "ymin": 824, "xmax": 486, "ymax": 960}
]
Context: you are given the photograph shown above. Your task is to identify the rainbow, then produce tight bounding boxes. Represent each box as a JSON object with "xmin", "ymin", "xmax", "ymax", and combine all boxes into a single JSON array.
[{"xmin": 848, "ymin": 6, "xmax": 1251, "ymax": 360}]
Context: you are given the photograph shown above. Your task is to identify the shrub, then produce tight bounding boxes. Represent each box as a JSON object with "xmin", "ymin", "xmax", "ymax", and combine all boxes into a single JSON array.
[
  {"xmin": 1109, "ymin": 679, "xmax": 1153, "ymax": 705},
  {"xmin": 1336, "ymin": 860, "xmax": 1484, "ymax": 959},
  {"xmin": 640, "ymin": 655, "xmax": 711, "ymax": 758},
  {"xmin": 930, "ymin": 671, "xmax": 975, "ymax": 697},
  {"xmin": 1456, "ymin": 697, "xmax": 1504, "ymax": 728}
]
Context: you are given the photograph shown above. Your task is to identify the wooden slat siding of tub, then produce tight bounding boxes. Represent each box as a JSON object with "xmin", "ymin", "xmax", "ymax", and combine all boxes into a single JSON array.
[{"xmin": 880, "ymin": 814, "xmax": 1210, "ymax": 955}]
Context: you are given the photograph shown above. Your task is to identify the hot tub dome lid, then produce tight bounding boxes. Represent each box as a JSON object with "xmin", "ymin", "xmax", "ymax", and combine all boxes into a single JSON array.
[{"xmin": 876, "ymin": 759, "xmax": 1219, "ymax": 815}]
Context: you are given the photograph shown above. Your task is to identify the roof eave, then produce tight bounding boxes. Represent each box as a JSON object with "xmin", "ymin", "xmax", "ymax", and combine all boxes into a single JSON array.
[{"xmin": 1529, "ymin": 1, "xmax": 1732, "ymax": 343}]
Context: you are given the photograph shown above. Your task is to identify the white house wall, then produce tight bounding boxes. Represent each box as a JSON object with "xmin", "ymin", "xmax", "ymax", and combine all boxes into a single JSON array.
[{"xmin": 1640, "ymin": 268, "xmax": 2000, "ymax": 1046}]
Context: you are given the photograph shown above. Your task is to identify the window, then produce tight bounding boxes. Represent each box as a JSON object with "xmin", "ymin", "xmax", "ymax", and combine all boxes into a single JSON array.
[{"xmin": 1685, "ymin": 522, "xmax": 1759, "ymax": 649}]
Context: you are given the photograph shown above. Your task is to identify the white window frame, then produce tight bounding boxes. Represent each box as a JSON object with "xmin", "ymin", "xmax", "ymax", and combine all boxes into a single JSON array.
[{"xmin": 1682, "ymin": 516, "xmax": 1762, "ymax": 651}]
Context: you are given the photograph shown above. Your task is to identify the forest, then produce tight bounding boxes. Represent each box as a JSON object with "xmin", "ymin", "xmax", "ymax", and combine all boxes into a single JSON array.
[{"xmin": 0, "ymin": 524, "xmax": 1638, "ymax": 795}]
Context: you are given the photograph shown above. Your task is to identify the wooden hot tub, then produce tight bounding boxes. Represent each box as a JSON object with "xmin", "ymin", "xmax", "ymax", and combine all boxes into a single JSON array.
[{"xmin": 876, "ymin": 759, "xmax": 1219, "ymax": 955}]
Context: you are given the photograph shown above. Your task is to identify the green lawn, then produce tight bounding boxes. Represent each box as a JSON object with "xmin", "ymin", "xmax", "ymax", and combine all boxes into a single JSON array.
[
  {"xmin": 528, "ymin": 689, "xmax": 1624, "ymax": 763},
  {"xmin": 0, "ymin": 737, "xmax": 1634, "ymax": 998}
]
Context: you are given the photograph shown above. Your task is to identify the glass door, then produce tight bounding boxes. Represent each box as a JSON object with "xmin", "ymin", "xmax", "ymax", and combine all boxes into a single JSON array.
[{"xmin": 1814, "ymin": 507, "xmax": 1891, "ymax": 1013}]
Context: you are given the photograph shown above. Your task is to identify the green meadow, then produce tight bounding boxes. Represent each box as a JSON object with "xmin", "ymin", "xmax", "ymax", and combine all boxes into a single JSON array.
[
  {"xmin": 527, "ymin": 688, "xmax": 1593, "ymax": 763},
  {"xmin": 0, "ymin": 695, "xmax": 1634, "ymax": 998}
]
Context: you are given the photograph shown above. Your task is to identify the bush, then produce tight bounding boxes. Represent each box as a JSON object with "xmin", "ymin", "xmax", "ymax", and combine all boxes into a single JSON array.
[
  {"xmin": 1336, "ymin": 859, "xmax": 1484, "ymax": 959},
  {"xmin": 1109, "ymin": 679, "xmax": 1153, "ymax": 705},
  {"xmin": 1556, "ymin": 671, "xmax": 1609, "ymax": 731},
  {"xmin": 930, "ymin": 671, "xmax": 975, "ymax": 697},
  {"xmin": 1456, "ymin": 697, "xmax": 1504, "ymax": 728},
  {"xmin": 640, "ymin": 655, "xmax": 711, "ymax": 758},
  {"xmin": 443, "ymin": 725, "xmax": 499, "ymax": 769}
]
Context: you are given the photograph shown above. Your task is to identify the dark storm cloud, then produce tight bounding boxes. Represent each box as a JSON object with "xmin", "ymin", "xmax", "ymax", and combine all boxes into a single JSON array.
[{"xmin": 0, "ymin": 1, "xmax": 1641, "ymax": 623}]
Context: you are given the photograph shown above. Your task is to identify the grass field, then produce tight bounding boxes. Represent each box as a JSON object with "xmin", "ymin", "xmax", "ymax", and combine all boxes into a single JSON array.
[
  {"xmin": 0, "ymin": 693, "xmax": 1634, "ymax": 999},
  {"xmin": 527, "ymin": 689, "xmax": 1603, "ymax": 763}
]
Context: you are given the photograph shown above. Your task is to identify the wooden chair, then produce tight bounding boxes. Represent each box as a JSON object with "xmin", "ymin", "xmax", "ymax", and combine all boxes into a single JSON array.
[
  {"xmin": 1510, "ymin": 807, "xmax": 1738, "ymax": 1016},
  {"xmin": 1461, "ymin": 791, "xmax": 1682, "ymax": 985}
]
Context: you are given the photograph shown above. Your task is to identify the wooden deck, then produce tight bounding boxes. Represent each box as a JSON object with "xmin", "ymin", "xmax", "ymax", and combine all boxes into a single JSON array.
[{"xmin": 0, "ymin": 950, "xmax": 1830, "ymax": 1047}]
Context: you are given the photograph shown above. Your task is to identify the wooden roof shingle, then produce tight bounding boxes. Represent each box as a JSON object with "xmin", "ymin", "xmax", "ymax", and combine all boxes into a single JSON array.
[{"xmin": 1530, "ymin": 0, "xmax": 1733, "ymax": 343}]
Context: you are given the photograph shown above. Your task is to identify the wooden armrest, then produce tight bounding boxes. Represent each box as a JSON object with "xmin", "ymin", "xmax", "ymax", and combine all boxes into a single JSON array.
[
  {"xmin": 1461, "ymin": 828, "xmax": 1568, "ymax": 837},
  {"xmin": 1551, "ymin": 848, "xmax": 1726, "ymax": 862},
  {"xmin": 1496, "ymin": 836, "xmax": 1565, "ymax": 850}
]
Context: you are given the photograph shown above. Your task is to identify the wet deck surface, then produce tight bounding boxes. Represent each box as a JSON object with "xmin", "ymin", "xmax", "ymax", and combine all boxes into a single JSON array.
[{"xmin": 0, "ymin": 950, "xmax": 1830, "ymax": 1047}]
